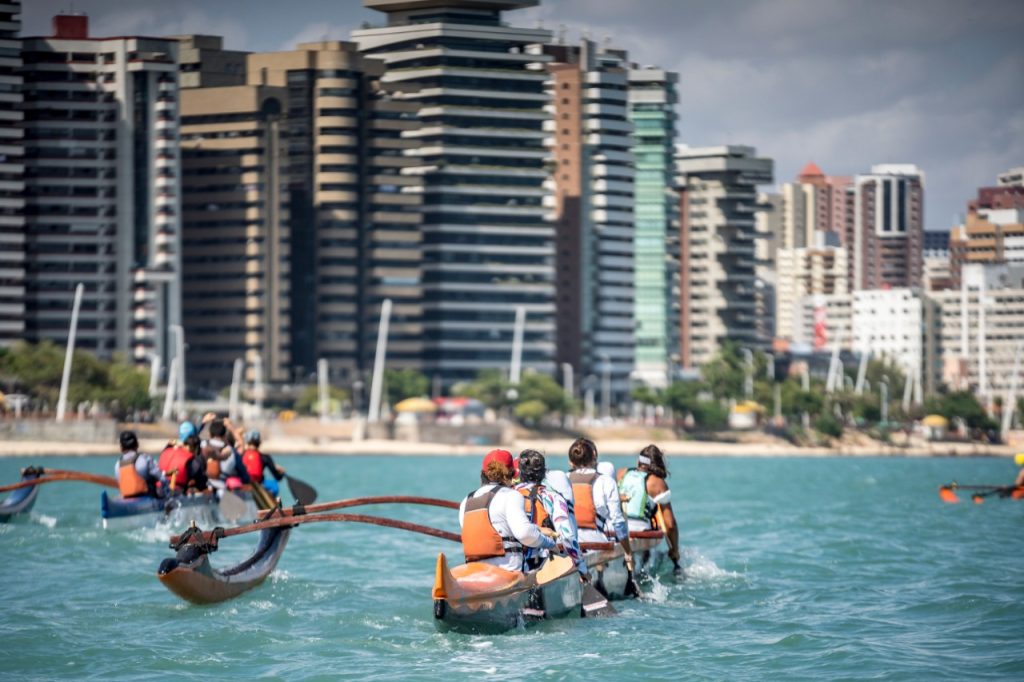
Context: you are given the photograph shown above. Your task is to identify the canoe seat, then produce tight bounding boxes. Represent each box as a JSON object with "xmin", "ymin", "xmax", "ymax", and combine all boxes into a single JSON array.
[{"xmin": 449, "ymin": 562, "xmax": 527, "ymax": 596}]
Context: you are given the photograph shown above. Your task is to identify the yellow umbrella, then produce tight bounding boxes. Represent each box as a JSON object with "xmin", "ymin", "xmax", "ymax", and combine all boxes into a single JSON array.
[
  {"xmin": 394, "ymin": 397, "xmax": 438, "ymax": 414},
  {"xmin": 921, "ymin": 414, "xmax": 948, "ymax": 428}
]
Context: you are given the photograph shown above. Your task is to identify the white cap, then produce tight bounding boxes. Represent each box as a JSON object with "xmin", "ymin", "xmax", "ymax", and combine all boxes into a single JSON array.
[
  {"xmin": 543, "ymin": 469, "xmax": 573, "ymax": 506},
  {"xmin": 597, "ymin": 461, "xmax": 616, "ymax": 479}
]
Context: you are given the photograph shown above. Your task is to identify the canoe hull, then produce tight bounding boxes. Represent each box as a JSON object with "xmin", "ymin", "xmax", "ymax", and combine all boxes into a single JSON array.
[
  {"xmin": 157, "ymin": 526, "xmax": 291, "ymax": 604},
  {"xmin": 586, "ymin": 535, "xmax": 665, "ymax": 600},
  {"xmin": 432, "ymin": 554, "xmax": 580, "ymax": 633},
  {"xmin": 0, "ymin": 473, "xmax": 40, "ymax": 522},
  {"xmin": 101, "ymin": 490, "xmax": 259, "ymax": 531}
]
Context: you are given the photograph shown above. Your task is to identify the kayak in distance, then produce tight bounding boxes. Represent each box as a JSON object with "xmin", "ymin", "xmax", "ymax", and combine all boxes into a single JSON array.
[{"xmin": 0, "ymin": 467, "xmax": 42, "ymax": 523}]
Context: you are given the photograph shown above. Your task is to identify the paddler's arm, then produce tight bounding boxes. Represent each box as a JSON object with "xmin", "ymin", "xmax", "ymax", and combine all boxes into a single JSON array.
[
  {"xmin": 223, "ymin": 418, "xmax": 246, "ymax": 451},
  {"xmin": 597, "ymin": 474, "xmax": 633, "ymax": 568},
  {"xmin": 1015, "ymin": 468, "xmax": 1024, "ymax": 488},
  {"xmin": 648, "ymin": 476, "xmax": 679, "ymax": 563}
]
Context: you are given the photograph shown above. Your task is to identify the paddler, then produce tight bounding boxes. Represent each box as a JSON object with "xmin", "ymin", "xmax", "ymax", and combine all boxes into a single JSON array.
[
  {"xmin": 567, "ymin": 438, "xmax": 634, "ymax": 574},
  {"xmin": 241, "ymin": 431, "xmax": 285, "ymax": 497},
  {"xmin": 1014, "ymin": 454, "xmax": 1024, "ymax": 489},
  {"xmin": 158, "ymin": 421, "xmax": 207, "ymax": 492},
  {"xmin": 514, "ymin": 449, "xmax": 589, "ymax": 579},
  {"xmin": 200, "ymin": 415, "xmax": 251, "ymax": 491},
  {"xmin": 618, "ymin": 444, "xmax": 681, "ymax": 576},
  {"xmin": 459, "ymin": 449, "xmax": 558, "ymax": 572},
  {"xmin": 114, "ymin": 430, "xmax": 165, "ymax": 498}
]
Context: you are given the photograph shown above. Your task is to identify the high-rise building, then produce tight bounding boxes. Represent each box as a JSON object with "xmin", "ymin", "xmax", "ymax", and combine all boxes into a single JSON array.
[
  {"xmin": 21, "ymin": 14, "xmax": 181, "ymax": 367},
  {"xmin": 676, "ymin": 145, "xmax": 773, "ymax": 368},
  {"xmin": 852, "ymin": 287, "xmax": 926, "ymax": 401},
  {"xmin": 0, "ymin": 0, "xmax": 23, "ymax": 348},
  {"xmin": 174, "ymin": 35, "xmax": 247, "ymax": 89},
  {"xmin": 540, "ymin": 38, "xmax": 635, "ymax": 399},
  {"xmin": 776, "ymin": 231, "xmax": 848, "ymax": 344},
  {"xmin": 247, "ymin": 40, "xmax": 424, "ymax": 385},
  {"xmin": 780, "ymin": 162, "xmax": 852, "ymax": 250},
  {"xmin": 178, "ymin": 81, "xmax": 291, "ymax": 389},
  {"xmin": 949, "ymin": 175, "xmax": 1024, "ymax": 289},
  {"xmin": 353, "ymin": 0, "xmax": 555, "ymax": 387},
  {"xmin": 922, "ymin": 230, "xmax": 952, "ymax": 291},
  {"xmin": 930, "ymin": 263, "xmax": 1024, "ymax": 399},
  {"xmin": 852, "ymin": 164, "xmax": 924, "ymax": 291},
  {"xmin": 628, "ymin": 66, "xmax": 678, "ymax": 387}
]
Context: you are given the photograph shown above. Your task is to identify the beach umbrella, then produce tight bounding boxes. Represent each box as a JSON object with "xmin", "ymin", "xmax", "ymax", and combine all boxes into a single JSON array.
[{"xmin": 394, "ymin": 397, "xmax": 438, "ymax": 414}]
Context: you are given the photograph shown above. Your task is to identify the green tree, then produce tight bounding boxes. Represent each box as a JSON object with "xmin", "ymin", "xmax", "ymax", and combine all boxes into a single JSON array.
[
  {"xmin": 102, "ymin": 361, "xmax": 153, "ymax": 417},
  {"xmin": 452, "ymin": 369, "xmax": 511, "ymax": 411},
  {"xmin": 513, "ymin": 399, "xmax": 547, "ymax": 423},
  {"xmin": 631, "ymin": 385, "xmax": 663, "ymax": 406},
  {"xmin": 385, "ymin": 368, "xmax": 429, "ymax": 403},
  {"xmin": 923, "ymin": 391, "xmax": 994, "ymax": 430},
  {"xmin": 814, "ymin": 412, "xmax": 843, "ymax": 438},
  {"xmin": 294, "ymin": 385, "xmax": 350, "ymax": 415},
  {"xmin": 517, "ymin": 372, "xmax": 572, "ymax": 414},
  {"xmin": 700, "ymin": 341, "xmax": 746, "ymax": 400}
]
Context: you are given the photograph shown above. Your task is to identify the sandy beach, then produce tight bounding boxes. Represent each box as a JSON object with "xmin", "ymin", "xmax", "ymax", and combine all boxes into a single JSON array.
[{"xmin": 0, "ymin": 437, "xmax": 1013, "ymax": 458}]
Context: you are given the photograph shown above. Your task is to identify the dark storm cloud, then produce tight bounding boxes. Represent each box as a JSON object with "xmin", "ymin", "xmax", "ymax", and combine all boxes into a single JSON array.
[{"xmin": 26, "ymin": 0, "xmax": 1024, "ymax": 228}]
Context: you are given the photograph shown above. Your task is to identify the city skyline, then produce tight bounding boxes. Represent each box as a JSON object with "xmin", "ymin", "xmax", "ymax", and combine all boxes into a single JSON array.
[{"xmin": 24, "ymin": 0, "xmax": 1024, "ymax": 232}]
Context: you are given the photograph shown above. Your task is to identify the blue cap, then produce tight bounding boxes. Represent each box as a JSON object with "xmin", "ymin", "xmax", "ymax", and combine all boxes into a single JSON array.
[
  {"xmin": 178, "ymin": 421, "xmax": 197, "ymax": 441},
  {"xmin": 245, "ymin": 430, "xmax": 260, "ymax": 443}
]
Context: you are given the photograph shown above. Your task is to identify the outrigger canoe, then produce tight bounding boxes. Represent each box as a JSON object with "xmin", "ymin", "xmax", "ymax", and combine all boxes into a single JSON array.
[
  {"xmin": 101, "ymin": 488, "xmax": 261, "ymax": 531},
  {"xmin": 158, "ymin": 520, "xmax": 292, "ymax": 604},
  {"xmin": 0, "ymin": 468, "xmax": 42, "ymax": 522},
  {"xmin": 584, "ymin": 530, "xmax": 665, "ymax": 599},
  {"xmin": 432, "ymin": 554, "xmax": 582, "ymax": 634}
]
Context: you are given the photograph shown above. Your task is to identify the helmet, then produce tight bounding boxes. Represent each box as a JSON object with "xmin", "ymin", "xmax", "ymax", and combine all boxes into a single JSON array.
[
  {"xmin": 246, "ymin": 430, "xmax": 261, "ymax": 446},
  {"xmin": 178, "ymin": 421, "xmax": 197, "ymax": 442},
  {"xmin": 119, "ymin": 430, "xmax": 139, "ymax": 451},
  {"xmin": 517, "ymin": 449, "xmax": 546, "ymax": 484},
  {"xmin": 1015, "ymin": 453, "xmax": 1024, "ymax": 467}
]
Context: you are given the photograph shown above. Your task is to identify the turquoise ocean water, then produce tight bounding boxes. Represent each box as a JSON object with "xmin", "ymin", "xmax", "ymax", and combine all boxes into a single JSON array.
[{"xmin": 1, "ymin": 454, "xmax": 1022, "ymax": 681}]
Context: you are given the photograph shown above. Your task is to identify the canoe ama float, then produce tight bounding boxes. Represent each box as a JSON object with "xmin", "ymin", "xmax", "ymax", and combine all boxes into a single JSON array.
[
  {"xmin": 157, "ymin": 522, "xmax": 292, "ymax": 605},
  {"xmin": 0, "ymin": 469, "xmax": 42, "ymax": 522}
]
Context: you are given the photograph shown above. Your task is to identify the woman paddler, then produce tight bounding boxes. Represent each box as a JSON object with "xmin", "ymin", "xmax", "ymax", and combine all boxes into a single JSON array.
[
  {"xmin": 617, "ymin": 444, "xmax": 681, "ymax": 576},
  {"xmin": 458, "ymin": 449, "xmax": 558, "ymax": 573},
  {"xmin": 567, "ymin": 438, "xmax": 634, "ymax": 575},
  {"xmin": 514, "ymin": 449, "xmax": 589, "ymax": 579}
]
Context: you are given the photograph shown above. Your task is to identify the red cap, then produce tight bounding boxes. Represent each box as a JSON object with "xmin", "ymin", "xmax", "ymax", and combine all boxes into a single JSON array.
[{"xmin": 481, "ymin": 449, "xmax": 513, "ymax": 472}]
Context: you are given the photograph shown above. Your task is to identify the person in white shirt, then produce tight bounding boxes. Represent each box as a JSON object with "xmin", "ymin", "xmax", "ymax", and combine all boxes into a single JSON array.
[
  {"xmin": 567, "ymin": 438, "xmax": 634, "ymax": 574},
  {"xmin": 458, "ymin": 449, "xmax": 556, "ymax": 573}
]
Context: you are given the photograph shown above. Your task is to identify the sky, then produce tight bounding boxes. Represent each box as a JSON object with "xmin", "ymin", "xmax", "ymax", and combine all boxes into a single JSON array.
[{"xmin": 26, "ymin": 0, "xmax": 1024, "ymax": 231}]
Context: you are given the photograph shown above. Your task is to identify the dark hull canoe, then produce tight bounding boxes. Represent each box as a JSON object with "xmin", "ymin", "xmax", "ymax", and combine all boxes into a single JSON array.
[
  {"xmin": 157, "ymin": 526, "xmax": 291, "ymax": 604},
  {"xmin": 585, "ymin": 534, "xmax": 665, "ymax": 600},
  {"xmin": 100, "ymin": 489, "xmax": 259, "ymax": 531},
  {"xmin": 432, "ymin": 554, "xmax": 581, "ymax": 634},
  {"xmin": 0, "ymin": 472, "xmax": 41, "ymax": 522}
]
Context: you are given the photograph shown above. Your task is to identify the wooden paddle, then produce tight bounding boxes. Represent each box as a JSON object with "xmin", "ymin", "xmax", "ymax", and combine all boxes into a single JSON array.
[
  {"xmin": 170, "ymin": 512, "xmax": 461, "ymax": 547},
  {"xmin": 258, "ymin": 495, "xmax": 459, "ymax": 519},
  {"xmin": 217, "ymin": 490, "xmax": 250, "ymax": 522},
  {"xmin": 0, "ymin": 470, "xmax": 118, "ymax": 493},
  {"xmin": 581, "ymin": 580, "xmax": 616, "ymax": 617}
]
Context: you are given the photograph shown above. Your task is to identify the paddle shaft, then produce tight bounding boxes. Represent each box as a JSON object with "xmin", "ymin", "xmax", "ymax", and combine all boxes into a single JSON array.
[
  {"xmin": 943, "ymin": 484, "xmax": 1014, "ymax": 491},
  {"xmin": 0, "ymin": 471, "xmax": 118, "ymax": 493},
  {"xmin": 259, "ymin": 495, "xmax": 458, "ymax": 519}
]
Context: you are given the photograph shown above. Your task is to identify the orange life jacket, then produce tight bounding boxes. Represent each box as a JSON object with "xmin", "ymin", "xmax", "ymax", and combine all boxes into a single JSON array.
[
  {"xmin": 242, "ymin": 448, "xmax": 263, "ymax": 483},
  {"xmin": 118, "ymin": 453, "xmax": 148, "ymax": 498},
  {"xmin": 462, "ymin": 486, "xmax": 524, "ymax": 562},
  {"xmin": 159, "ymin": 445, "xmax": 194, "ymax": 491},
  {"xmin": 518, "ymin": 485, "xmax": 550, "ymax": 528},
  {"xmin": 205, "ymin": 456, "xmax": 221, "ymax": 480},
  {"xmin": 569, "ymin": 471, "xmax": 601, "ymax": 530}
]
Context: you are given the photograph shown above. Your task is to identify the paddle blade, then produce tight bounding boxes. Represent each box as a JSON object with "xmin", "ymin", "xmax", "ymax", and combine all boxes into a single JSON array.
[
  {"xmin": 218, "ymin": 490, "xmax": 249, "ymax": 522},
  {"xmin": 580, "ymin": 581, "xmax": 616, "ymax": 617},
  {"xmin": 939, "ymin": 487, "xmax": 960, "ymax": 504},
  {"xmin": 286, "ymin": 474, "xmax": 317, "ymax": 505}
]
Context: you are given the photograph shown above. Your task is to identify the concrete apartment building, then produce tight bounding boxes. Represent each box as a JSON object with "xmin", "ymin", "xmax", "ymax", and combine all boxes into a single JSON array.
[
  {"xmin": 21, "ymin": 14, "xmax": 181, "ymax": 368},
  {"xmin": 0, "ymin": 0, "xmax": 22, "ymax": 347},
  {"xmin": 852, "ymin": 164, "xmax": 924, "ymax": 291},
  {"xmin": 178, "ymin": 80, "xmax": 291, "ymax": 389},
  {"xmin": 676, "ymin": 145, "xmax": 773, "ymax": 368},
  {"xmin": 930, "ymin": 263, "xmax": 1024, "ymax": 399},
  {"xmin": 540, "ymin": 38, "xmax": 635, "ymax": 399},
  {"xmin": 629, "ymin": 67, "xmax": 678, "ymax": 387},
  {"xmin": 353, "ymin": 0, "xmax": 556, "ymax": 387},
  {"xmin": 247, "ymin": 40, "xmax": 425, "ymax": 386},
  {"xmin": 776, "ymin": 231, "xmax": 848, "ymax": 344},
  {"xmin": 852, "ymin": 287, "xmax": 926, "ymax": 401},
  {"xmin": 949, "ymin": 173, "xmax": 1024, "ymax": 289},
  {"xmin": 795, "ymin": 292, "xmax": 851, "ymax": 352}
]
